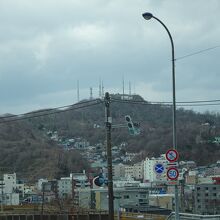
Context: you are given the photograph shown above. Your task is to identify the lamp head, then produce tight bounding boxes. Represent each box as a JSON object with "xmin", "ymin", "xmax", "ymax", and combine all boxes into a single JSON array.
[{"xmin": 142, "ymin": 12, "xmax": 153, "ymax": 20}]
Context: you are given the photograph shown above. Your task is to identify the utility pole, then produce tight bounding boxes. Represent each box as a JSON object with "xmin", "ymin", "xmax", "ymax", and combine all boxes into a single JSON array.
[
  {"xmin": 0, "ymin": 180, "xmax": 4, "ymax": 213},
  {"xmin": 105, "ymin": 92, "xmax": 114, "ymax": 220},
  {"xmin": 41, "ymin": 183, "xmax": 45, "ymax": 218}
]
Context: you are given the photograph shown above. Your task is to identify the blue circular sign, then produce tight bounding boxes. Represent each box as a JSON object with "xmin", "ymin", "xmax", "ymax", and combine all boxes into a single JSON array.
[{"xmin": 154, "ymin": 163, "xmax": 165, "ymax": 174}]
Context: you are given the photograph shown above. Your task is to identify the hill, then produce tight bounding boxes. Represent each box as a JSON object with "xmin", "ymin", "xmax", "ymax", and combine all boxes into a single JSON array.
[
  {"xmin": 28, "ymin": 94, "xmax": 220, "ymax": 165},
  {"xmin": 0, "ymin": 119, "xmax": 89, "ymax": 181},
  {"xmin": 0, "ymin": 93, "xmax": 220, "ymax": 180}
]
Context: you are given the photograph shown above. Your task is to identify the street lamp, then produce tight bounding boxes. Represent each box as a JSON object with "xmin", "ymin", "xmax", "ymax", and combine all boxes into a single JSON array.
[{"xmin": 142, "ymin": 12, "xmax": 179, "ymax": 220}]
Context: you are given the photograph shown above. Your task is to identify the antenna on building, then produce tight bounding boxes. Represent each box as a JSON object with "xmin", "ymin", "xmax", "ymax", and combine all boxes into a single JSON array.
[
  {"xmin": 129, "ymin": 81, "xmax": 131, "ymax": 96},
  {"xmin": 90, "ymin": 87, "xmax": 93, "ymax": 100},
  {"xmin": 77, "ymin": 80, "xmax": 80, "ymax": 102}
]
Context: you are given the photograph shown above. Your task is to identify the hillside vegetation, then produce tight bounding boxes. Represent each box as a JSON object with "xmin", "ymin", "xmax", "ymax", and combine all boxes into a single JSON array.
[{"xmin": 0, "ymin": 94, "xmax": 220, "ymax": 180}]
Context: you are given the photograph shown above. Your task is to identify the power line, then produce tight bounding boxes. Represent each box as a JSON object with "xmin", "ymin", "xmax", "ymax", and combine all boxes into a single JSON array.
[
  {"xmin": 1, "ymin": 96, "xmax": 220, "ymax": 124},
  {"xmin": 111, "ymin": 98, "xmax": 220, "ymax": 107},
  {"xmin": 111, "ymin": 97, "xmax": 220, "ymax": 104},
  {"xmin": 0, "ymin": 99, "xmax": 101, "ymax": 120},
  {"xmin": 175, "ymin": 45, "xmax": 220, "ymax": 61},
  {"xmin": 0, "ymin": 99, "xmax": 103, "ymax": 124},
  {"xmin": 177, "ymin": 103, "xmax": 220, "ymax": 107}
]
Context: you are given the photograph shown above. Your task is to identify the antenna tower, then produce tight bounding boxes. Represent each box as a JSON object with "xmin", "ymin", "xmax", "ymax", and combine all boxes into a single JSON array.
[
  {"xmin": 77, "ymin": 80, "xmax": 80, "ymax": 102},
  {"xmin": 90, "ymin": 87, "xmax": 93, "ymax": 100}
]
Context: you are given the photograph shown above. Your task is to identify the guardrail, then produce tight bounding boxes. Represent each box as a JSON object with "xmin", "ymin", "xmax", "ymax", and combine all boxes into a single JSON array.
[
  {"xmin": 0, "ymin": 212, "xmax": 168, "ymax": 220},
  {"xmin": 166, "ymin": 212, "xmax": 220, "ymax": 220},
  {"xmin": 0, "ymin": 213, "xmax": 108, "ymax": 220},
  {"xmin": 120, "ymin": 212, "xmax": 167, "ymax": 220}
]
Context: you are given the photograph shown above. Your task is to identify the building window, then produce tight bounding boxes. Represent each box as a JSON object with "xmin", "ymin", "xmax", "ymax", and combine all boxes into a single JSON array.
[
  {"xmin": 124, "ymin": 195, "xmax": 129, "ymax": 199},
  {"xmin": 213, "ymin": 193, "xmax": 217, "ymax": 197},
  {"xmin": 205, "ymin": 193, "xmax": 209, "ymax": 197},
  {"xmin": 197, "ymin": 187, "xmax": 200, "ymax": 190},
  {"xmin": 140, "ymin": 194, "xmax": 146, "ymax": 198}
]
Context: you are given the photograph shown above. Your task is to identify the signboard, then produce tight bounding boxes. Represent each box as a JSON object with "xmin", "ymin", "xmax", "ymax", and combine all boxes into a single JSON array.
[
  {"xmin": 154, "ymin": 163, "xmax": 165, "ymax": 174},
  {"xmin": 167, "ymin": 167, "xmax": 179, "ymax": 180},
  {"xmin": 165, "ymin": 149, "xmax": 179, "ymax": 162},
  {"xmin": 167, "ymin": 180, "xmax": 179, "ymax": 185}
]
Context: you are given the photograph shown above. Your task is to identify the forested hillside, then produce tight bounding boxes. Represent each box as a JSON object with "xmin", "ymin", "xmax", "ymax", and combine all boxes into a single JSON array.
[{"xmin": 0, "ymin": 94, "xmax": 220, "ymax": 181}]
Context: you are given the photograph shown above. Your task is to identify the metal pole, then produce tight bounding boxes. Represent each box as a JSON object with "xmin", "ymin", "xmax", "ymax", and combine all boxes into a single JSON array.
[
  {"xmin": 152, "ymin": 15, "xmax": 179, "ymax": 220},
  {"xmin": 0, "ymin": 181, "xmax": 3, "ymax": 213},
  {"xmin": 104, "ymin": 92, "xmax": 114, "ymax": 220},
  {"xmin": 41, "ymin": 183, "xmax": 45, "ymax": 218}
]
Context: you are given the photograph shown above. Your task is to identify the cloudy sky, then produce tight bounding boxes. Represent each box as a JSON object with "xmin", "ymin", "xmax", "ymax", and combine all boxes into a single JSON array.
[{"xmin": 0, "ymin": 0, "xmax": 219, "ymax": 114}]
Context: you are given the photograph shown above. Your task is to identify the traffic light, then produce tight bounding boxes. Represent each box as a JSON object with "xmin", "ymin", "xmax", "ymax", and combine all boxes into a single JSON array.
[
  {"xmin": 93, "ymin": 174, "xmax": 107, "ymax": 188},
  {"xmin": 125, "ymin": 115, "xmax": 140, "ymax": 135}
]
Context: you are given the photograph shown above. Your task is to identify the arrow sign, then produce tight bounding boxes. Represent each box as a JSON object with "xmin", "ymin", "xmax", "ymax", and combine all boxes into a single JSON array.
[{"xmin": 154, "ymin": 163, "xmax": 165, "ymax": 174}]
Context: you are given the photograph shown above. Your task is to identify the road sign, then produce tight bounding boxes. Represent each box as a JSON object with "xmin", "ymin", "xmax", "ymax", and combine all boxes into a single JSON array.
[
  {"xmin": 167, "ymin": 180, "xmax": 178, "ymax": 185},
  {"xmin": 167, "ymin": 167, "xmax": 179, "ymax": 180},
  {"xmin": 167, "ymin": 162, "xmax": 178, "ymax": 167},
  {"xmin": 154, "ymin": 163, "xmax": 165, "ymax": 174},
  {"xmin": 165, "ymin": 149, "xmax": 179, "ymax": 162}
]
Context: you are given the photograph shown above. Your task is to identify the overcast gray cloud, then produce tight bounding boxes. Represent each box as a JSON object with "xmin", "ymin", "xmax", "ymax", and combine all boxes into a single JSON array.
[{"xmin": 0, "ymin": 0, "xmax": 220, "ymax": 114}]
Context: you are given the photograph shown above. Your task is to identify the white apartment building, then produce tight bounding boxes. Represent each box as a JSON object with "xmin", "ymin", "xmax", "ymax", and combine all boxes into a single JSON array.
[
  {"xmin": 113, "ymin": 162, "xmax": 144, "ymax": 180},
  {"xmin": 4, "ymin": 173, "xmax": 17, "ymax": 194},
  {"xmin": 37, "ymin": 178, "xmax": 48, "ymax": 191},
  {"xmin": 58, "ymin": 172, "xmax": 90, "ymax": 199},
  {"xmin": 125, "ymin": 165, "xmax": 134, "ymax": 178},
  {"xmin": 58, "ymin": 177, "xmax": 72, "ymax": 199},
  {"xmin": 0, "ymin": 173, "xmax": 22, "ymax": 205},
  {"xmin": 143, "ymin": 155, "xmax": 167, "ymax": 182},
  {"xmin": 113, "ymin": 163, "xmax": 125, "ymax": 178},
  {"xmin": 133, "ymin": 161, "xmax": 144, "ymax": 180},
  {"xmin": 70, "ymin": 172, "xmax": 90, "ymax": 188},
  {"xmin": 125, "ymin": 162, "xmax": 144, "ymax": 180}
]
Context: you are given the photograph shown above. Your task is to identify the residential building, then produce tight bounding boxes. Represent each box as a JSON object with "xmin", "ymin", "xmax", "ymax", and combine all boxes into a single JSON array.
[
  {"xmin": 113, "ymin": 163, "xmax": 125, "ymax": 179},
  {"xmin": 133, "ymin": 161, "xmax": 144, "ymax": 180},
  {"xmin": 3, "ymin": 173, "xmax": 17, "ymax": 194},
  {"xmin": 194, "ymin": 184, "xmax": 220, "ymax": 214},
  {"xmin": 57, "ymin": 177, "xmax": 72, "ymax": 199},
  {"xmin": 58, "ymin": 172, "xmax": 90, "ymax": 199},
  {"xmin": 125, "ymin": 165, "xmax": 134, "ymax": 179},
  {"xmin": 0, "ymin": 173, "xmax": 21, "ymax": 205},
  {"xmin": 149, "ymin": 194, "xmax": 174, "ymax": 210},
  {"xmin": 37, "ymin": 178, "xmax": 48, "ymax": 191}
]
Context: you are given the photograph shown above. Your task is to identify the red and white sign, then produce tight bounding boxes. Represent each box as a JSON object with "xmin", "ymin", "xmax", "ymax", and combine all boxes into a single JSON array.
[
  {"xmin": 165, "ymin": 149, "xmax": 179, "ymax": 162},
  {"xmin": 167, "ymin": 167, "xmax": 179, "ymax": 180}
]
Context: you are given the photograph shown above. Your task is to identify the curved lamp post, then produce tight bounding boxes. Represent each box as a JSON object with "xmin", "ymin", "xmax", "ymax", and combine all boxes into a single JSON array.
[{"xmin": 142, "ymin": 12, "xmax": 179, "ymax": 220}]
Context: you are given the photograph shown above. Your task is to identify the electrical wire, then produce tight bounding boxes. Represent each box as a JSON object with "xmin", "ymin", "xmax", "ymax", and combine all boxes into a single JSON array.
[
  {"xmin": 175, "ymin": 45, "xmax": 220, "ymax": 61},
  {"xmin": 111, "ymin": 98, "xmax": 220, "ymax": 107},
  {"xmin": 1, "ymin": 96, "xmax": 220, "ymax": 124},
  {"xmin": 0, "ymin": 99, "xmax": 103, "ymax": 124},
  {"xmin": 0, "ymin": 99, "xmax": 102, "ymax": 120}
]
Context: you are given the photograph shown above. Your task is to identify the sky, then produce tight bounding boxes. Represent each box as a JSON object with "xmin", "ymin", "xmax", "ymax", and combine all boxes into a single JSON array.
[{"xmin": 0, "ymin": 0, "xmax": 220, "ymax": 114}]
